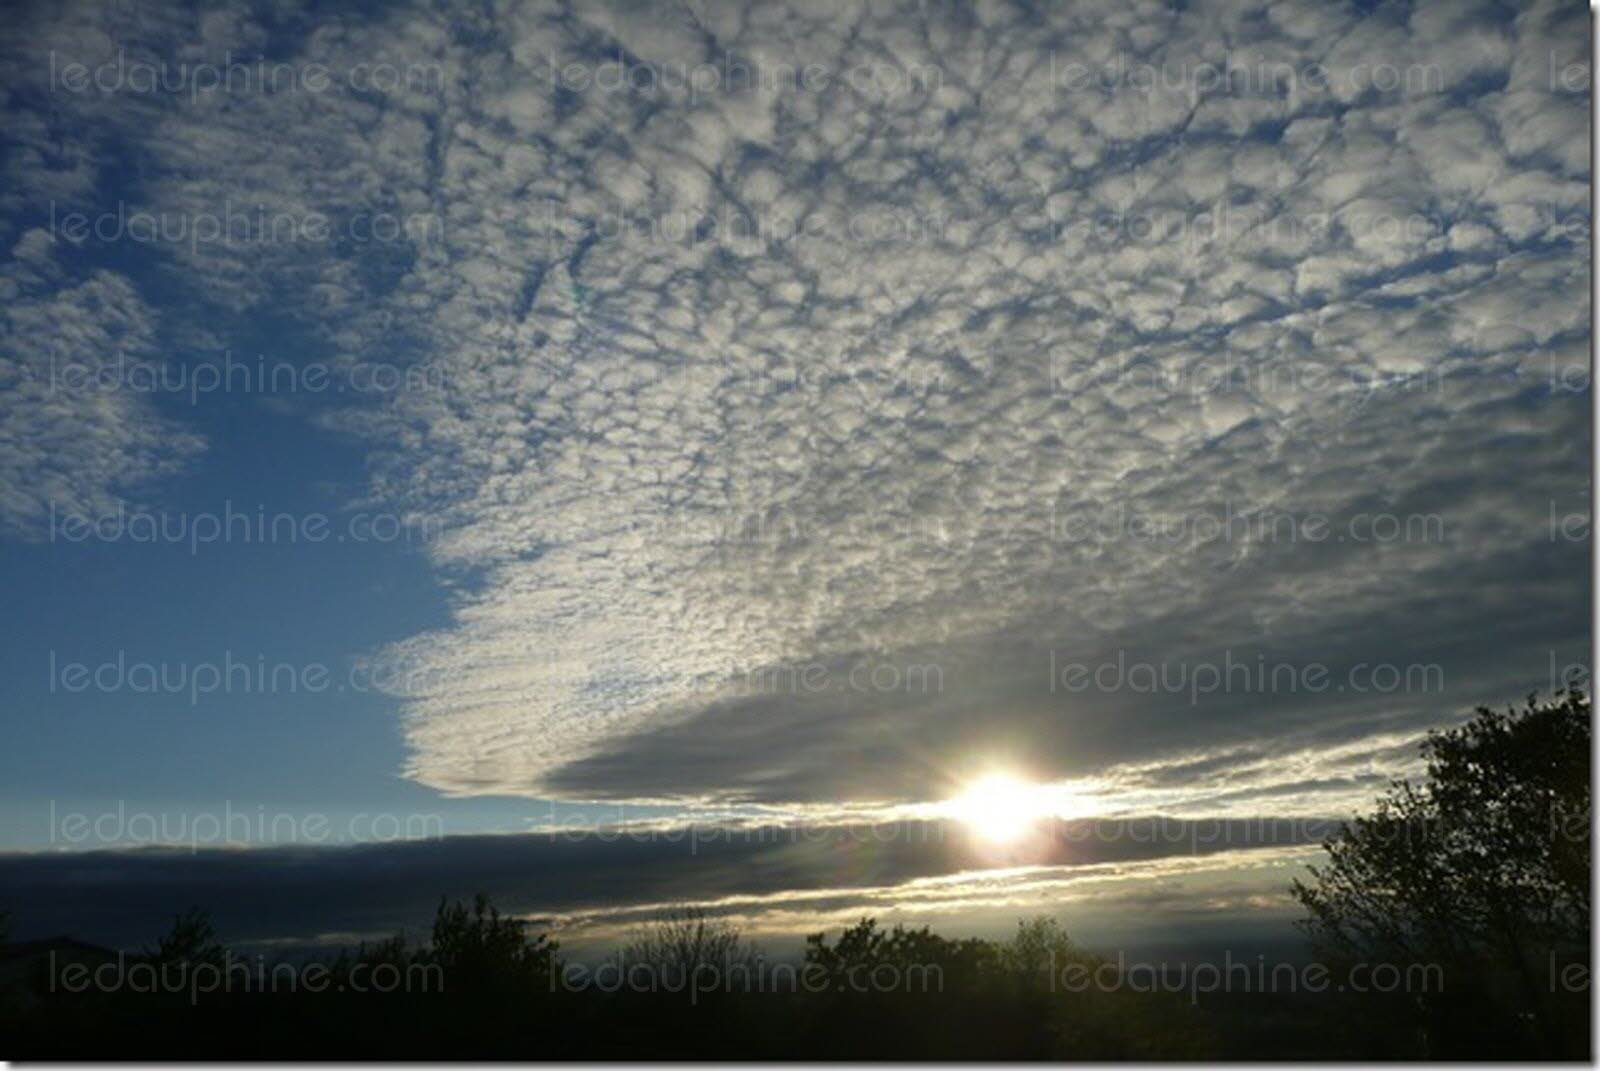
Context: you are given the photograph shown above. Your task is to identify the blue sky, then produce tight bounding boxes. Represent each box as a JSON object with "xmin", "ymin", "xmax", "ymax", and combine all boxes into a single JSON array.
[
  {"xmin": 0, "ymin": 0, "xmax": 1590, "ymax": 949},
  {"xmin": 0, "ymin": 312, "xmax": 545, "ymax": 845}
]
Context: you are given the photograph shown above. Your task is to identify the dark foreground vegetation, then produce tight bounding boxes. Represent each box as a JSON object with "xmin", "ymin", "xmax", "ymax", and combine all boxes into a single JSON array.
[{"xmin": 2, "ymin": 688, "xmax": 1589, "ymax": 1059}]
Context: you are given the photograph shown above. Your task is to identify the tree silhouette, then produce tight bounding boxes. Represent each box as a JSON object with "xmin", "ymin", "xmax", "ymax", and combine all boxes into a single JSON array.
[
  {"xmin": 621, "ymin": 905, "xmax": 757, "ymax": 991},
  {"xmin": 1292, "ymin": 686, "xmax": 1590, "ymax": 1057},
  {"xmin": 142, "ymin": 907, "xmax": 225, "ymax": 967},
  {"xmin": 804, "ymin": 916, "xmax": 995, "ymax": 993},
  {"xmin": 422, "ymin": 892, "xmax": 557, "ymax": 991}
]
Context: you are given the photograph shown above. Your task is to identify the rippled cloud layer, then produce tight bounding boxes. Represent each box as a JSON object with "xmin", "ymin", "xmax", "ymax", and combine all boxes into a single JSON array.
[{"xmin": 1, "ymin": 0, "xmax": 1588, "ymax": 819}]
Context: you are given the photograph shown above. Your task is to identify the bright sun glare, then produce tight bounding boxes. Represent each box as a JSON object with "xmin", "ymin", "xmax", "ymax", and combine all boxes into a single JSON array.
[{"xmin": 948, "ymin": 774, "xmax": 1046, "ymax": 844}]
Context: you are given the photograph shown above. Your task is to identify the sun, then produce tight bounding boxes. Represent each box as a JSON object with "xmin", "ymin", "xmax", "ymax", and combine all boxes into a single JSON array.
[{"xmin": 948, "ymin": 773, "xmax": 1045, "ymax": 844}]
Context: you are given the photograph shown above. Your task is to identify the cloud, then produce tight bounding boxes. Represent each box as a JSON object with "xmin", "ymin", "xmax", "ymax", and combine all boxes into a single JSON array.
[
  {"xmin": 0, "ymin": 0, "xmax": 1587, "ymax": 818},
  {"xmin": 0, "ymin": 816, "xmax": 1324, "ymax": 950},
  {"xmin": 0, "ymin": 251, "xmax": 204, "ymax": 538}
]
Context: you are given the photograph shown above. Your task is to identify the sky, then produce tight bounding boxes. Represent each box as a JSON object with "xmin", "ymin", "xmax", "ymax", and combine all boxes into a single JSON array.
[{"xmin": 0, "ymin": 0, "xmax": 1590, "ymax": 954}]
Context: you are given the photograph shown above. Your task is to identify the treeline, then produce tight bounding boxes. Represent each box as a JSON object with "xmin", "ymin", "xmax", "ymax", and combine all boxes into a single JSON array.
[{"xmin": 3, "ymin": 897, "xmax": 1428, "ymax": 1060}]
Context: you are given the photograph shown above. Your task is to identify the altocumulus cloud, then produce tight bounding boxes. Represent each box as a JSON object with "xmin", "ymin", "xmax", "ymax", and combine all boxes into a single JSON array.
[{"xmin": 0, "ymin": 1, "xmax": 1588, "ymax": 817}]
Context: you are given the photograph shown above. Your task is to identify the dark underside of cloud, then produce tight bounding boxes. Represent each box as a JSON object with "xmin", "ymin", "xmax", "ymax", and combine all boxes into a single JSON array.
[
  {"xmin": 1, "ymin": 816, "xmax": 1329, "ymax": 950},
  {"xmin": 542, "ymin": 503, "xmax": 1589, "ymax": 807}
]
